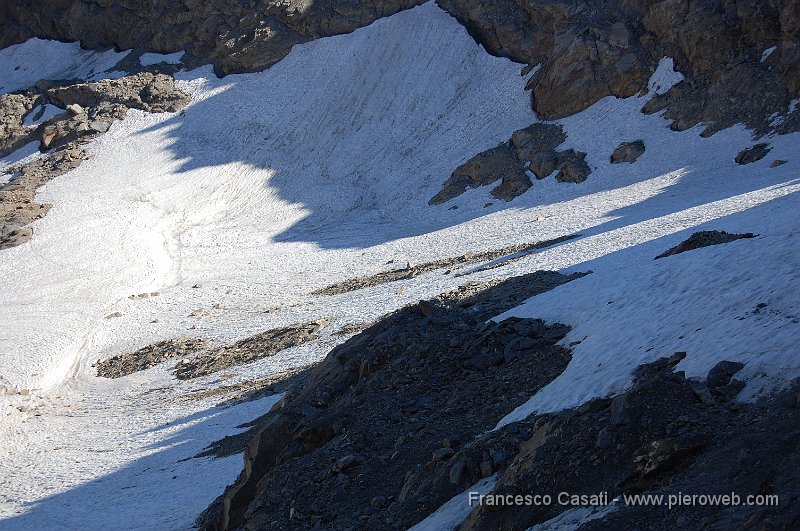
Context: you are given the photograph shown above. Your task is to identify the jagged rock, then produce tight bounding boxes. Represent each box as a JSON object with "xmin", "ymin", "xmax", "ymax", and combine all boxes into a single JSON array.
[
  {"xmin": 611, "ymin": 139, "xmax": 645, "ymax": 163},
  {"xmin": 439, "ymin": 0, "xmax": 800, "ymax": 134},
  {"xmin": 511, "ymin": 123, "xmax": 567, "ymax": 162},
  {"xmin": 45, "ymin": 72, "xmax": 189, "ymax": 115},
  {"xmin": 655, "ymin": 230, "xmax": 756, "ymax": 259},
  {"xmin": 735, "ymin": 143, "xmax": 771, "ymax": 165},
  {"xmin": 770, "ymin": 159, "xmax": 788, "ymax": 167},
  {"xmin": 430, "ymin": 123, "xmax": 591, "ymax": 202}
]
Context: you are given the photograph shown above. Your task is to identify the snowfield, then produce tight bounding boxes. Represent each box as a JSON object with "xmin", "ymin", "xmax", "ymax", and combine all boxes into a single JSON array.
[{"xmin": 0, "ymin": 2, "xmax": 798, "ymax": 529}]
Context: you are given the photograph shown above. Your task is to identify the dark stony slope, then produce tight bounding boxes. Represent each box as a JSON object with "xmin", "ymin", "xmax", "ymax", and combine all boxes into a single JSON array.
[{"xmin": 196, "ymin": 271, "xmax": 588, "ymax": 530}]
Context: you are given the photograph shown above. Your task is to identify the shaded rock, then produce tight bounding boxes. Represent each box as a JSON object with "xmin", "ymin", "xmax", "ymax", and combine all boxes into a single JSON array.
[
  {"xmin": 706, "ymin": 360, "xmax": 745, "ymax": 389},
  {"xmin": 770, "ymin": 159, "xmax": 788, "ymax": 167},
  {"xmin": 511, "ymin": 123, "xmax": 567, "ymax": 162},
  {"xmin": 461, "ymin": 356, "xmax": 800, "ymax": 531},
  {"xmin": 430, "ymin": 122, "xmax": 591, "ymax": 203},
  {"xmin": 554, "ymin": 150, "xmax": 591, "ymax": 183},
  {"xmin": 611, "ymin": 139, "xmax": 645, "ymax": 163},
  {"xmin": 655, "ymin": 230, "xmax": 756, "ymax": 259},
  {"xmin": 429, "ymin": 142, "xmax": 530, "ymax": 204},
  {"xmin": 735, "ymin": 143, "xmax": 771, "ymax": 165}
]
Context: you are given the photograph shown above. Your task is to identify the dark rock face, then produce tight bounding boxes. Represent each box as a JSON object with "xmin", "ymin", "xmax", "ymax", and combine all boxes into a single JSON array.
[
  {"xmin": 655, "ymin": 230, "xmax": 756, "ymax": 259},
  {"xmin": 196, "ymin": 270, "xmax": 588, "ymax": 530},
  {"xmin": 611, "ymin": 139, "xmax": 645, "ymax": 163},
  {"xmin": 430, "ymin": 123, "xmax": 591, "ymax": 204},
  {"xmin": 0, "ymin": 0, "xmax": 425, "ymax": 76},
  {"xmin": 438, "ymin": 0, "xmax": 800, "ymax": 135},
  {"xmin": 462, "ymin": 355, "xmax": 800, "ymax": 530}
]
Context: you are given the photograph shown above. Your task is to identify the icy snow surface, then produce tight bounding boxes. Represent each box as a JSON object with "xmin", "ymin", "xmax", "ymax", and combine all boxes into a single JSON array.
[{"xmin": 0, "ymin": 1, "xmax": 799, "ymax": 528}]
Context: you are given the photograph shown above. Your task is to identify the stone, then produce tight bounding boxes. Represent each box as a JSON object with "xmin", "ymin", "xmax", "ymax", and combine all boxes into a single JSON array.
[
  {"xmin": 706, "ymin": 361, "xmax": 745, "ymax": 389},
  {"xmin": 432, "ymin": 447, "xmax": 455, "ymax": 461},
  {"xmin": 735, "ymin": 143, "xmax": 771, "ymax": 165},
  {"xmin": 335, "ymin": 455, "xmax": 357, "ymax": 471},
  {"xmin": 67, "ymin": 103, "xmax": 84, "ymax": 115},
  {"xmin": 610, "ymin": 140, "xmax": 645, "ymax": 164},
  {"xmin": 770, "ymin": 159, "xmax": 788, "ymax": 168},
  {"xmin": 655, "ymin": 231, "xmax": 756, "ymax": 259},
  {"xmin": 528, "ymin": 150, "xmax": 559, "ymax": 179},
  {"xmin": 88, "ymin": 120, "xmax": 110, "ymax": 133},
  {"xmin": 555, "ymin": 153, "xmax": 591, "ymax": 183}
]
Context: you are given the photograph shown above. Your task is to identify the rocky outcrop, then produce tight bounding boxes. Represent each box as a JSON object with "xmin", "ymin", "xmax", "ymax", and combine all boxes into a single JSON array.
[
  {"xmin": 313, "ymin": 235, "xmax": 576, "ymax": 295},
  {"xmin": 430, "ymin": 141, "xmax": 532, "ymax": 204},
  {"xmin": 438, "ymin": 0, "xmax": 800, "ymax": 135},
  {"xmin": 196, "ymin": 270, "xmax": 588, "ymax": 530},
  {"xmin": 173, "ymin": 321, "xmax": 329, "ymax": 380},
  {"xmin": 0, "ymin": 0, "xmax": 425, "ymax": 76},
  {"xmin": 0, "ymin": 147, "xmax": 82, "ymax": 249},
  {"xmin": 430, "ymin": 123, "xmax": 591, "ymax": 204}
]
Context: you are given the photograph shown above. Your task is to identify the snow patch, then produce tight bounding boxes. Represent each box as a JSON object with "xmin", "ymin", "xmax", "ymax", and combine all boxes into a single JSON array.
[
  {"xmin": 0, "ymin": 140, "xmax": 41, "ymax": 181},
  {"xmin": 22, "ymin": 103, "xmax": 64, "ymax": 127},
  {"xmin": 0, "ymin": 39, "xmax": 129, "ymax": 95},
  {"xmin": 760, "ymin": 46, "xmax": 777, "ymax": 63},
  {"xmin": 648, "ymin": 57, "xmax": 684, "ymax": 95},
  {"xmin": 527, "ymin": 505, "xmax": 618, "ymax": 531},
  {"xmin": 140, "ymin": 51, "xmax": 185, "ymax": 66}
]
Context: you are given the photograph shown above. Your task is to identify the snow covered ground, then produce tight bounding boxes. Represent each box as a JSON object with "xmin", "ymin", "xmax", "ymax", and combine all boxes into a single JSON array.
[{"xmin": 0, "ymin": 1, "xmax": 798, "ymax": 529}]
